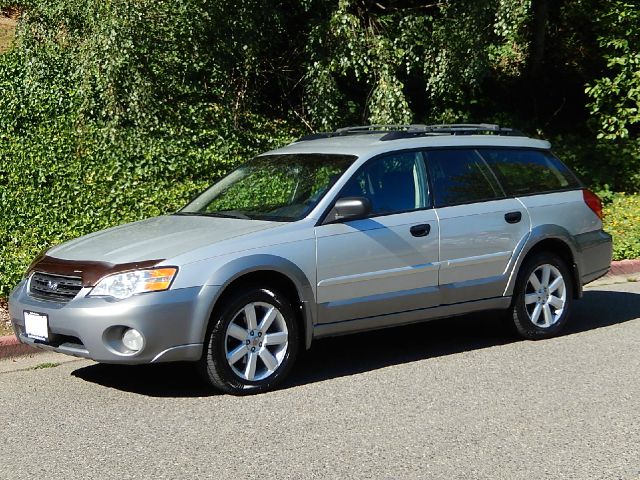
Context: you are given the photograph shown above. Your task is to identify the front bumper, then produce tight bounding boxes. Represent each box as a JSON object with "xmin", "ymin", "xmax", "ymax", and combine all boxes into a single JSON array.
[{"xmin": 8, "ymin": 280, "xmax": 221, "ymax": 364}]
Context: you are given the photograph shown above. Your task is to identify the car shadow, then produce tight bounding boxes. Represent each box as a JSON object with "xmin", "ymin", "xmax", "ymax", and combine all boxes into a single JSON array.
[
  {"xmin": 71, "ymin": 361, "xmax": 218, "ymax": 398},
  {"xmin": 71, "ymin": 288, "xmax": 640, "ymax": 397}
]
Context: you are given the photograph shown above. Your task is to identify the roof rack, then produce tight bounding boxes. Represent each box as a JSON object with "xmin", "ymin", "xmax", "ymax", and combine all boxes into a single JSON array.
[
  {"xmin": 335, "ymin": 125, "xmax": 422, "ymax": 133},
  {"xmin": 380, "ymin": 124, "xmax": 526, "ymax": 141},
  {"xmin": 295, "ymin": 123, "xmax": 527, "ymax": 142},
  {"xmin": 295, "ymin": 125, "xmax": 416, "ymax": 142}
]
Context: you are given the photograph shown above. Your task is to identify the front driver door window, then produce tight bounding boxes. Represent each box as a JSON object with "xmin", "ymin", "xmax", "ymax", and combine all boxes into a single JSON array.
[{"xmin": 338, "ymin": 152, "xmax": 429, "ymax": 215}]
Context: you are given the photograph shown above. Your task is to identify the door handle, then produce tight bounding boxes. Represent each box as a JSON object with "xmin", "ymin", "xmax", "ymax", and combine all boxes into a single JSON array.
[
  {"xmin": 410, "ymin": 224, "xmax": 431, "ymax": 237},
  {"xmin": 504, "ymin": 211, "xmax": 522, "ymax": 224}
]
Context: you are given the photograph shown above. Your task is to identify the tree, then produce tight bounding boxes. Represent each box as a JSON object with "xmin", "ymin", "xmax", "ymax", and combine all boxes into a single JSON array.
[{"xmin": 586, "ymin": 1, "xmax": 640, "ymax": 140}]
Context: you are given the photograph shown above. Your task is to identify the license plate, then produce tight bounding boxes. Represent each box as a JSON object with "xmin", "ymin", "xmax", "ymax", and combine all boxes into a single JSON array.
[{"xmin": 24, "ymin": 311, "xmax": 49, "ymax": 341}]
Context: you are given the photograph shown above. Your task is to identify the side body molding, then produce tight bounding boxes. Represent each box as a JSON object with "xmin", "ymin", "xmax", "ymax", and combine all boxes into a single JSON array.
[
  {"xmin": 503, "ymin": 224, "xmax": 582, "ymax": 299},
  {"xmin": 203, "ymin": 254, "xmax": 317, "ymax": 349}
]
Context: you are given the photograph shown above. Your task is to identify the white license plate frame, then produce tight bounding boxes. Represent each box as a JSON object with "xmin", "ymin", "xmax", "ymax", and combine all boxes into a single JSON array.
[{"xmin": 23, "ymin": 311, "xmax": 49, "ymax": 341}]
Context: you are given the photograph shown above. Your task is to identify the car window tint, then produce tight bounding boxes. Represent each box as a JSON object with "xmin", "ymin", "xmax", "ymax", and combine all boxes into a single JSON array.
[
  {"xmin": 339, "ymin": 151, "xmax": 429, "ymax": 215},
  {"xmin": 424, "ymin": 149, "xmax": 503, "ymax": 207},
  {"xmin": 480, "ymin": 149, "xmax": 581, "ymax": 195}
]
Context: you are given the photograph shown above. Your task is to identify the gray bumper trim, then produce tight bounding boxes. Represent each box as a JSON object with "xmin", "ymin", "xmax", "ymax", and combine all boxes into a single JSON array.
[
  {"xmin": 575, "ymin": 230, "xmax": 613, "ymax": 285},
  {"xmin": 151, "ymin": 343, "xmax": 203, "ymax": 363}
]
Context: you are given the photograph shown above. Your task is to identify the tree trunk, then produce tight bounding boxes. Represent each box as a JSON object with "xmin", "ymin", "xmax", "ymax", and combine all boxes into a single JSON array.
[{"xmin": 530, "ymin": 0, "xmax": 549, "ymax": 79}]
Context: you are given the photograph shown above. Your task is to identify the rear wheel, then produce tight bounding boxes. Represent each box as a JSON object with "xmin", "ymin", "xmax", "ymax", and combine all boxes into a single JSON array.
[
  {"xmin": 511, "ymin": 252, "xmax": 574, "ymax": 339},
  {"xmin": 200, "ymin": 286, "xmax": 300, "ymax": 395}
]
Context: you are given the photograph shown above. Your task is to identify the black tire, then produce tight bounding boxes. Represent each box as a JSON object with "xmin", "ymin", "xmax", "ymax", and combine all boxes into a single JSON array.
[
  {"xmin": 510, "ymin": 252, "xmax": 574, "ymax": 340},
  {"xmin": 200, "ymin": 286, "xmax": 300, "ymax": 395}
]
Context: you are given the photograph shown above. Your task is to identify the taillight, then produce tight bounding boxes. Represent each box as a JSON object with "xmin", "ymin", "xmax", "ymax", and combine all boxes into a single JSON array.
[{"xmin": 583, "ymin": 189, "xmax": 603, "ymax": 220}]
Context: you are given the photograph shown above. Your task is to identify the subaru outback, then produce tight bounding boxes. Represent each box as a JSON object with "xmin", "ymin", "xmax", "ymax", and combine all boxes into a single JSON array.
[{"xmin": 9, "ymin": 124, "xmax": 612, "ymax": 394}]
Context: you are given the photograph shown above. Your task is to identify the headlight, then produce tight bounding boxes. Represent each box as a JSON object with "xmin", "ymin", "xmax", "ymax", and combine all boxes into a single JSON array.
[{"xmin": 89, "ymin": 267, "xmax": 178, "ymax": 300}]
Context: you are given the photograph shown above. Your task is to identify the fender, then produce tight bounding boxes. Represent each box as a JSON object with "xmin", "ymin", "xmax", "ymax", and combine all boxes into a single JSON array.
[
  {"xmin": 202, "ymin": 254, "xmax": 316, "ymax": 349},
  {"xmin": 503, "ymin": 224, "xmax": 582, "ymax": 299}
]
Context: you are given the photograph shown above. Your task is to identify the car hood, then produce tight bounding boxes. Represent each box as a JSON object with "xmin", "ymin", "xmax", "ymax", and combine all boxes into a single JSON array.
[{"xmin": 47, "ymin": 215, "xmax": 283, "ymax": 264}]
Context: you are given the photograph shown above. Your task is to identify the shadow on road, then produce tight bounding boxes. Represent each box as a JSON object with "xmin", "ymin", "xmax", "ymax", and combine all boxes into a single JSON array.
[
  {"xmin": 71, "ymin": 361, "xmax": 218, "ymax": 398},
  {"xmin": 71, "ymin": 287, "xmax": 640, "ymax": 397}
]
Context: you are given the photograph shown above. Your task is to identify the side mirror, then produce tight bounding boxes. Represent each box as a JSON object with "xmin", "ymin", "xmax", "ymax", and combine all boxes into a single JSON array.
[{"xmin": 325, "ymin": 197, "xmax": 372, "ymax": 223}]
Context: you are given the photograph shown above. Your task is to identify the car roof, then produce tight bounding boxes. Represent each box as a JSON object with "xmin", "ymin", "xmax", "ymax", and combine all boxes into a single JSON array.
[{"xmin": 264, "ymin": 133, "xmax": 552, "ymax": 159}]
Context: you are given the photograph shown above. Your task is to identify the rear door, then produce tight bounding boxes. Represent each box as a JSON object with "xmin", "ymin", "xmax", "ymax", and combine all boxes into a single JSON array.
[
  {"xmin": 314, "ymin": 150, "xmax": 440, "ymax": 324},
  {"xmin": 424, "ymin": 148, "xmax": 531, "ymax": 304}
]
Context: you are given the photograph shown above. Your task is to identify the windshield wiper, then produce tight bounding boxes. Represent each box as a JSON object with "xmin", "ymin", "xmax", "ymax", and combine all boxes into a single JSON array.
[
  {"xmin": 248, "ymin": 214, "xmax": 293, "ymax": 222},
  {"xmin": 218, "ymin": 210, "xmax": 251, "ymax": 219},
  {"xmin": 173, "ymin": 211, "xmax": 250, "ymax": 220}
]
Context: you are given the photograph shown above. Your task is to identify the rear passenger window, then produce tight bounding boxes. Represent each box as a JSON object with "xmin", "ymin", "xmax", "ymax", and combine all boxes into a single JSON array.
[
  {"xmin": 424, "ymin": 149, "xmax": 504, "ymax": 207},
  {"xmin": 480, "ymin": 149, "xmax": 581, "ymax": 195}
]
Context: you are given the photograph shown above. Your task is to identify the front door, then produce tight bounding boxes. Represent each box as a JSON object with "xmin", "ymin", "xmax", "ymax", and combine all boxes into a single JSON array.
[{"xmin": 315, "ymin": 151, "xmax": 440, "ymax": 324}]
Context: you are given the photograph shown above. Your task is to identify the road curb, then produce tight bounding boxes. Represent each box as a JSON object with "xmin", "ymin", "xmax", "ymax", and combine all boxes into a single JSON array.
[
  {"xmin": 1, "ymin": 259, "xmax": 639, "ymax": 360},
  {"xmin": 588, "ymin": 258, "xmax": 640, "ymax": 287},
  {"xmin": 0, "ymin": 334, "xmax": 39, "ymax": 360},
  {"xmin": 607, "ymin": 258, "xmax": 640, "ymax": 277}
]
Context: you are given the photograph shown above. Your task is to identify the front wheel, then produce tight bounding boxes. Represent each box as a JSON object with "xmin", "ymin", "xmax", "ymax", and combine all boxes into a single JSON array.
[
  {"xmin": 511, "ymin": 252, "xmax": 574, "ymax": 340},
  {"xmin": 200, "ymin": 286, "xmax": 300, "ymax": 395}
]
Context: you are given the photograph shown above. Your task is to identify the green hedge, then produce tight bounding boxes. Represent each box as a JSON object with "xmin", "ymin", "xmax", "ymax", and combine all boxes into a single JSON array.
[
  {"xmin": 602, "ymin": 193, "xmax": 640, "ymax": 261},
  {"xmin": 0, "ymin": 116, "xmax": 299, "ymax": 297}
]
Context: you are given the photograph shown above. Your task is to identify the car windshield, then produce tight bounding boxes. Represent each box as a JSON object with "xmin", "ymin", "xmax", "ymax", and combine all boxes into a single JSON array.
[{"xmin": 178, "ymin": 153, "xmax": 356, "ymax": 222}]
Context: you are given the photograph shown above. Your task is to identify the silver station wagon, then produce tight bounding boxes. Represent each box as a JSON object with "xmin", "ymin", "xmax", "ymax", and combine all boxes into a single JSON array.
[{"xmin": 9, "ymin": 124, "xmax": 612, "ymax": 394}]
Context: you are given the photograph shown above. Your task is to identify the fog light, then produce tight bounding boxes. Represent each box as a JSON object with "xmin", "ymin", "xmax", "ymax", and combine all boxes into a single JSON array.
[{"xmin": 122, "ymin": 328, "xmax": 144, "ymax": 352}]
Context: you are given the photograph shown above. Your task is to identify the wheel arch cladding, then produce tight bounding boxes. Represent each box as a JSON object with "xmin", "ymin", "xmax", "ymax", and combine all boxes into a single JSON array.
[
  {"xmin": 203, "ymin": 255, "xmax": 316, "ymax": 349},
  {"xmin": 505, "ymin": 225, "xmax": 582, "ymax": 300}
]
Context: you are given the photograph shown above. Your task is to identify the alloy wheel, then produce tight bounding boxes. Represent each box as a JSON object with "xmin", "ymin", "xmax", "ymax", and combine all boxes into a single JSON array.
[
  {"xmin": 224, "ymin": 301, "xmax": 289, "ymax": 381},
  {"xmin": 524, "ymin": 264, "xmax": 567, "ymax": 328}
]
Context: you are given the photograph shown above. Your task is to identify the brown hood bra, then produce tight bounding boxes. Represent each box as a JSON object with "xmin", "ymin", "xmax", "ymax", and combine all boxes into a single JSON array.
[{"xmin": 28, "ymin": 255, "xmax": 165, "ymax": 287}]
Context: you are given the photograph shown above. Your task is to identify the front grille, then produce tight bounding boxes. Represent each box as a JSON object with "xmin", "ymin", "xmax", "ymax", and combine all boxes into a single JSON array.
[{"xmin": 29, "ymin": 272, "xmax": 83, "ymax": 302}]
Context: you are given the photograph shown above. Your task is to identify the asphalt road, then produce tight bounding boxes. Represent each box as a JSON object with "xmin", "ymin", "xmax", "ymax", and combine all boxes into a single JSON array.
[{"xmin": 1, "ymin": 282, "xmax": 639, "ymax": 480}]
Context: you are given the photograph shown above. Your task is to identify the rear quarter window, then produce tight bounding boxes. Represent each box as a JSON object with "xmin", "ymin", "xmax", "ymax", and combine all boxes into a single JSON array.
[{"xmin": 480, "ymin": 149, "xmax": 581, "ymax": 196}]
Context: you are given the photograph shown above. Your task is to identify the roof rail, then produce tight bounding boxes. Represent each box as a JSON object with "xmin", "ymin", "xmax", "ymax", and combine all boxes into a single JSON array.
[
  {"xmin": 334, "ymin": 125, "xmax": 421, "ymax": 133},
  {"xmin": 379, "ymin": 124, "xmax": 526, "ymax": 141},
  {"xmin": 294, "ymin": 123, "xmax": 527, "ymax": 142},
  {"xmin": 295, "ymin": 125, "xmax": 418, "ymax": 142}
]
